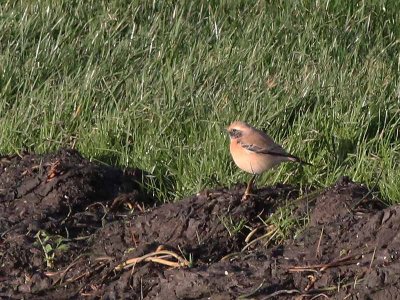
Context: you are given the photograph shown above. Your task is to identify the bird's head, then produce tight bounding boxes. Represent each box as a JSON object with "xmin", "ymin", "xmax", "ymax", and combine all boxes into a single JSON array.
[{"xmin": 226, "ymin": 121, "xmax": 251, "ymax": 140}]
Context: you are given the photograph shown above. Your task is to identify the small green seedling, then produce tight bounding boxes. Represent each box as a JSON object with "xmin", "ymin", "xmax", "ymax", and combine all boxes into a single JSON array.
[
  {"xmin": 34, "ymin": 230, "xmax": 70, "ymax": 269},
  {"xmin": 219, "ymin": 215, "xmax": 246, "ymax": 237}
]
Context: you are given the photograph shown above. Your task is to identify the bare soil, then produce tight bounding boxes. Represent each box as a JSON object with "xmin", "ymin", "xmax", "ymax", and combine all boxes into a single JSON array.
[{"xmin": 0, "ymin": 149, "xmax": 399, "ymax": 299}]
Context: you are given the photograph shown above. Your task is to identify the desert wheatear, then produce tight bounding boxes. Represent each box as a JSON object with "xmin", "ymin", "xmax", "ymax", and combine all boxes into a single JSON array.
[{"xmin": 227, "ymin": 121, "xmax": 311, "ymax": 201}]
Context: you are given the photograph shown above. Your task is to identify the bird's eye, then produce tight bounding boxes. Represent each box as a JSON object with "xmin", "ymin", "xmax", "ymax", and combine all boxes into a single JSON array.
[{"xmin": 229, "ymin": 129, "xmax": 241, "ymax": 138}]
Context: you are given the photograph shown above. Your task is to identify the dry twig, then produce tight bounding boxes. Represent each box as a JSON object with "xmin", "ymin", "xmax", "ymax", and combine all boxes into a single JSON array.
[
  {"xmin": 289, "ymin": 252, "xmax": 363, "ymax": 273},
  {"xmin": 115, "ymin": 249, "xmax": 190, "ymax": 271},
  {"xmin": 315, "ymin": 225, "xmax": 324, "ymax": 259}
]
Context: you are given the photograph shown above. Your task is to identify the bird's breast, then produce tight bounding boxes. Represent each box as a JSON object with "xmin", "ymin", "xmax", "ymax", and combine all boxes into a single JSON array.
[{"xmin": 230, "ymin": 142, "xmax": 283, "ymax": 174}]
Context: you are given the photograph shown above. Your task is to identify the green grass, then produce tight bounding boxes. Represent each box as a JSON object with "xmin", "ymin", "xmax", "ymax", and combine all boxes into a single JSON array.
[{"xmin": 0, "ymin": 0, "xmax": 399, "ymax": 202}]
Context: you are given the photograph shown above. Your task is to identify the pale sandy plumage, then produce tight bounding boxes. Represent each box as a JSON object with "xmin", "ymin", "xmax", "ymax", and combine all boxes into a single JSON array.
[{"xmin": 227, "ymin": 121, "xmax": 310, "ymax": 200}]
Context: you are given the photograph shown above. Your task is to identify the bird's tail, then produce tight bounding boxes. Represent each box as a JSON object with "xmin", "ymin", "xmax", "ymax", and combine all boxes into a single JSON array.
[{"xmin": 287, "ymin": 155, "xmax": 313, "ymax": 166}]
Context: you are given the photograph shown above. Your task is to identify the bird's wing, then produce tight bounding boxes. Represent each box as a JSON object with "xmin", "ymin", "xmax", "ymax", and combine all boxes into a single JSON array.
[
  {"xmin": 239, "ymin": 142, "xmax": 289, "ymax": 157},
  {"xmin": 239, "ymin": 142, "xmax": 312, "ymax": 165}
]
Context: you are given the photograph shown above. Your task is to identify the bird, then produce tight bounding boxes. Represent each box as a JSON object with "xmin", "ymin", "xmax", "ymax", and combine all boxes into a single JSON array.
[{"xmin": 227, "ymin": 121, "xmax": 311, "ymax": 201}]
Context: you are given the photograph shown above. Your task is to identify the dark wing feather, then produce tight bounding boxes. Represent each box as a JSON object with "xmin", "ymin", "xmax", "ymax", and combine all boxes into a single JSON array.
[
  {"xmin": 240, "ymin": 142, "xmax": 312, "ymax": 165},
  {"xmin": 240, "ymin": 142, "xmax": 287, "ymax": 157}
]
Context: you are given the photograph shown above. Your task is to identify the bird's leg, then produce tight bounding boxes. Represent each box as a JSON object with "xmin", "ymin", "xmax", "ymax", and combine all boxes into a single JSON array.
[{"xmin": 242, "ymin": 174, "xmax": 257, "ymax": 201}]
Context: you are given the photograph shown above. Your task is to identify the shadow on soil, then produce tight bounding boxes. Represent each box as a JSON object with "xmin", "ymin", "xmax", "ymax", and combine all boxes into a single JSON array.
[{"xmin": 0, "ymin": 149, "xmax": 399, "ymax": 299}]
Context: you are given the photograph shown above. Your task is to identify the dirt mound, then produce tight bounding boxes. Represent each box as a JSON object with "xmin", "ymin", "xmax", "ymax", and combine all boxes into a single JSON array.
[{"xmin": 0, "ymin": 149, "xmax": 398, "ymax": 299}]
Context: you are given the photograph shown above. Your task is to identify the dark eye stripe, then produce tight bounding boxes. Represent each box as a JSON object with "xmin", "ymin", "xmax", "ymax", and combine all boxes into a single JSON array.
[{"xmin": 229, "ymin": 129, "xmax": 242, "ymax": 138}]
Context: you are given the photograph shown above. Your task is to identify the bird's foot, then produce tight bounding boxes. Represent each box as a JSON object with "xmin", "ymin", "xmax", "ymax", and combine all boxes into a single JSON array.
[{"xmin": 241, "ymin": 174, "xmax": 257, "ymax": 202}]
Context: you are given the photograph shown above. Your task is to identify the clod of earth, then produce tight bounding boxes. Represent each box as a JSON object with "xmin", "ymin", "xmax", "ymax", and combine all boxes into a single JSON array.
[{"xmin": 0, "ymin": 149, "xmax": 399, "ymax": 299}]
